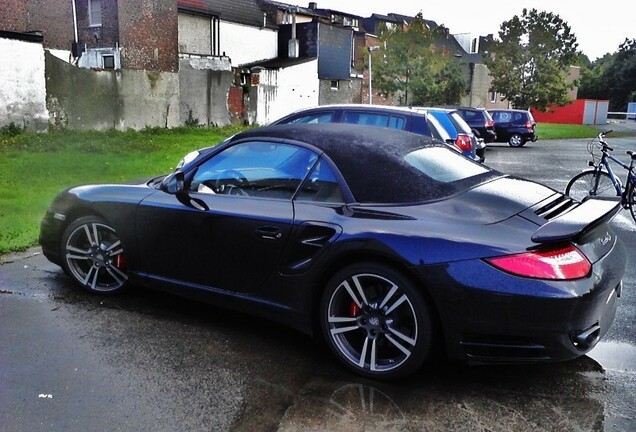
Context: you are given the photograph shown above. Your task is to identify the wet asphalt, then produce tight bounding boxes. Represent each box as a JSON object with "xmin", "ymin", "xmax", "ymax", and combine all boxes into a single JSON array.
[{"xmin": 1, "ymin": 125, "xmax": 636, "ymax": 431}]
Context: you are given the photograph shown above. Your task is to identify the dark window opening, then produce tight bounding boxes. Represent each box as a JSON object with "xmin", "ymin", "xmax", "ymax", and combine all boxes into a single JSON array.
[{"xmin": 102, "ymin": 55, "xmax": 115, "ymax": 69}]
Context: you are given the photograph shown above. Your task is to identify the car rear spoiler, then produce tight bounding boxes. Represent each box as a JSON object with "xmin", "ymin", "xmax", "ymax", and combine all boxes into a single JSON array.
[{"xmin": 531, "ymin": 197, "xmax": 622, "ymax": 243}]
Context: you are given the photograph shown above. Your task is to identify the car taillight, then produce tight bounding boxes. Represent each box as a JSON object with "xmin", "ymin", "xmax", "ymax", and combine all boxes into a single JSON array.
[
  {"xmin": 485, "ymin": 120, "xmax": 494, "ymax": 127},
  {"xmin": 454, "ymin": 134, "xmax": 473, "ymax": 151},
  {"xmin": 525, "ymin": 120, "xmax": 534, "ymax": 130},
  {"xmin": 485, "ymin": 244, "xmax": 591, "ymax": 280}
]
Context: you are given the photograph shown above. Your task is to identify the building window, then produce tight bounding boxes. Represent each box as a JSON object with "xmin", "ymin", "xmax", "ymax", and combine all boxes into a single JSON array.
[
  {"xmin": 490, "ymin": 91, "xmax": 498, "ymax": 103},
  {"xmin": 343, "ymin": 17, "xmax": 358, "ymax": 28},
  {"xmin": 89, "ymin": 0, "xmax": 102, "ymax": 27},
  {"xmin": 102, "ymin": 55, "xmax": 115, "ymax": 69},
  {"xmin": 330, "ymin": 80, "xmax": 340, "ymax": 91}
]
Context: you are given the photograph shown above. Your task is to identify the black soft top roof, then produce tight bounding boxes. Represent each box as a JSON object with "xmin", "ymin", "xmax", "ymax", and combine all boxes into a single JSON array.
[{"xmin": 232, "ymin": 124, "xmax": 495, "ymax": 203}]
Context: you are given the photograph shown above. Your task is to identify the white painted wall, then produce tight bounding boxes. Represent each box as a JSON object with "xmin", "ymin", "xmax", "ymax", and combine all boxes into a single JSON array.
[
  {"xmin": 178, "ymin": 14, "xmax": 278, "ymax": 66},
  {"xmin": 0, "ymin": 37, "xmax": 49, "ymax": 131},
  {"xmin": 220, "ymin": 21, "xmax": 278, "ymax": 66},
  {"xmin": 255, "ymin": 59, "xmax": 319, "ymax": 125}
]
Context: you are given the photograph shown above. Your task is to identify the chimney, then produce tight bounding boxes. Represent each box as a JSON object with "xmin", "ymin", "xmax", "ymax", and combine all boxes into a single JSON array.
[{"xmin": 308, "ymin": 2, "xmax": 317, "ymax": 10}]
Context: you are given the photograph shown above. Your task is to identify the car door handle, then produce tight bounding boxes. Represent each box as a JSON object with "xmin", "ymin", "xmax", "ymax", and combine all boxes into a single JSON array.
[{"xmin": 255, "ymin": 226, "xmax": 283, "ymax": 240}]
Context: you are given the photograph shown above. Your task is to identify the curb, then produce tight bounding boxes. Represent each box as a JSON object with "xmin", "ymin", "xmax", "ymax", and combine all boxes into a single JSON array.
[{"xmin": 0, "ymin": 247, "xmax": 43, "ymax": 265}]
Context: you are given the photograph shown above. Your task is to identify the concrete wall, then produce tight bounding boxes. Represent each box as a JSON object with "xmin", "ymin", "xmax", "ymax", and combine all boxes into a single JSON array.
[
  {"xmin": 253, "ymin": 59, "xmax": 319, "ymax": 125},
  {"xmin": 220, "ymin": 20, "xmax": 277, "ymax": 66},
  {"xmin": 179, "ymin": 56, "xmax": 233, "ymax": 126},
  {"xmin": 463, "ymin": 63, "xmax": 491, "ymax": 108},
  {"xmin": 0, "ymin": 36, "xmax": 49, "ymax": 131},
  {"xmin": 319, "ymin": 79, "xmax": 362, "ymax": 106},
  {"xmin": 46, "ymin": 52, "xmax": 179, "ymax": 130}
]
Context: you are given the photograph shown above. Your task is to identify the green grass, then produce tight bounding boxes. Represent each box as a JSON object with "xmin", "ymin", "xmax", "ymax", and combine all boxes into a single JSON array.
[
  {"xmin": 535, "ymin": 123, "xmax": 604, "ymax": 140},
  {"xmin": 0, "ymin": 122, "xmax": 605, "ymax": 256},
  {"xmin": 0, "ymin": 125, "xmax": 247, "ymax": 255}
]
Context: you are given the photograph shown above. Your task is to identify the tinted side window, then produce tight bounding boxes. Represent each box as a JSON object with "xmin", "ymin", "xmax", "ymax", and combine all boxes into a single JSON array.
[
  {"xmin": 492, "ymin": 111, "xmax": 511, "ymax": 123},
  {"xmin": 296, "ymin": 159, "xmax": 344, "ymax": 203},
  {"xmin": 342, "ymin": 112, "xmax": 406, "ymax": 130},
  {"xmin": 191, "ymin": 141, "xmax": 317, "ymax": 200},
  {"xmin": 513, "ymin": 112, "xmax": 525, "ymax": 123},
  {"xmin": 284, "ymin": 112, "xmax": 335, "ymax": 124},
  {"xmin": 460, "ymin": 110, "xmax": 480, "ymax": 122}
]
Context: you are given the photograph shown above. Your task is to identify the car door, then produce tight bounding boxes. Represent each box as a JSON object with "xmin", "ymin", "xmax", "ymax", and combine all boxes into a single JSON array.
[
  {"xmin": 490, "ymin": 110, "xmax": 511, "ymax": 139},
  {"xmin": 136, "ymin": 140, "xmax": 319, "ymax": 294}
]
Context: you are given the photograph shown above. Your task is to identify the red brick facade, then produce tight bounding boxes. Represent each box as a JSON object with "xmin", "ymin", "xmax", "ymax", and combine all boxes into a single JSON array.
[
  {"xmin": 1, "ymin": 0, "xmax": 178, "ymax": 72},
  {"xmin": 0, "ymin": 0, "xmax": 73, "ymax": 50},
  {"xmin": 118, "ymin": 2, "xmax": 178, "ymax": 72}
]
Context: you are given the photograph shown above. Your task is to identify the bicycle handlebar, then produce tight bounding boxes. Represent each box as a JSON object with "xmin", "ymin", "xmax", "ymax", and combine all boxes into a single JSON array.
[{"xmin": 597, "ymin": 130, "xmax": 614, "ymax": 151}]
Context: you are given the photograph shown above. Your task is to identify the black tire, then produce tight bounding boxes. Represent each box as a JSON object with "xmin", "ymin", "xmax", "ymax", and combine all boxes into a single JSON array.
[
  {"xmin": 565, "ymin": 170, "xmax": 617, "ymax": 202},
  {"xmin": 60, "ymin": 215, "xmax": 128, "ymax": 294},
  {"xmin": 508, "ymin": 133, "xmax": 524, "ymax": 147},
  {"xmin": 320, "ymin": 263, "xmax": 434, "ymax": 379}
]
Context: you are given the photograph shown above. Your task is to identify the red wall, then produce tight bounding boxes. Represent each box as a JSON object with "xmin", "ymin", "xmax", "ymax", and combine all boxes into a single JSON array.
[
  {"xmin": 532, "ymin": 100, "xmax": 586, "ymax": 124},
  {"xmin": 532, "ymin": 99, "xmax": 609, "ymax": 124}
]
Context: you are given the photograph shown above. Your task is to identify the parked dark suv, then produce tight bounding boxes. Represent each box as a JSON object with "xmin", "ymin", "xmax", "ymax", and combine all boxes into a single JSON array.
[
  {"xmin": 488, "ymin": 109, "xmax": 538, "ymax": 147},
  {"xmin": 441, "ymin": 106, "xmax": 497, "ymax": 143},
  {"xmin": 270, "ymin": 105, "xmax": 481, "ymax": 162}
]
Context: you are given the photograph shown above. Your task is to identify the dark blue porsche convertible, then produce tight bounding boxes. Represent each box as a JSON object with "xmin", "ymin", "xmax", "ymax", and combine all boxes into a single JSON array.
[{"xmin": 40, "ymin": 124, "xmax": 626, "ymax": 379}]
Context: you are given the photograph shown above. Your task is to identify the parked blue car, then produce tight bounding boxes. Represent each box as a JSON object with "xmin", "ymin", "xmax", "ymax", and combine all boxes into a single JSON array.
[{"xmin": 413, "ymin": 107, "xmax": 484, "ymax": 162}]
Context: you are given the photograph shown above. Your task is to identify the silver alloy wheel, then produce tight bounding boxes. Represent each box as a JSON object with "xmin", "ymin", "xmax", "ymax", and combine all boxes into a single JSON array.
[
  {"xmin": 326, "ymin": 273, "xmax": 418, "ymax": 373},
  {"xmin": 64, "ymin": 220, "xmax": 128, "ymax": 292},
  {"xmin": 508, "ymin": 133, "xmax": 523, "ymax": 147}
]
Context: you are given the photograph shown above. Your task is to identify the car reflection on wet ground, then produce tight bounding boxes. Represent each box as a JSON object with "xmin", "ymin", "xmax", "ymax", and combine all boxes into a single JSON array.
[{"xmin": 1, "ymin": 245, "xmax": 635, "ymax": 431}]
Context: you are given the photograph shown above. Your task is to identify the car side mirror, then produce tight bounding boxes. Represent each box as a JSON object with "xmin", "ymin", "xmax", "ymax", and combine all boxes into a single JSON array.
[
  {"xmin": 161, "ymin": 171, "xmax": 185, "ymax": 194},
  {"xmin": 161, "ymin": 171, "xmax": 209, "ymax": 211}
]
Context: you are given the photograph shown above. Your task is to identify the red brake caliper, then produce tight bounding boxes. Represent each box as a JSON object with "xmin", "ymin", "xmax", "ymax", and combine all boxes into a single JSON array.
[
  {"xmin": 349, "ymin": 302, "xmax": 360, "ymax": 317},
  {"xmin": 115, "ymin": 254, "xmax": 126, "ymax": 269}
]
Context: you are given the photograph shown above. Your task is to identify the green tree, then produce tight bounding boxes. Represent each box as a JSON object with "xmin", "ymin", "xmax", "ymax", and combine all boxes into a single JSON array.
[
  {"xmin": 604, "ymin": 39, "xmax": 636, "ymax": 111},
  {"xmin": 371, "ymin": 14, "xmax": 466, "ymax": 105},
  {"xmin": 484, "ymin": 9, "xmax": 579, "ymax": 111},
  {"xmin": 578, "ymin": 39, "xmax": 636, "ymax": 111}
]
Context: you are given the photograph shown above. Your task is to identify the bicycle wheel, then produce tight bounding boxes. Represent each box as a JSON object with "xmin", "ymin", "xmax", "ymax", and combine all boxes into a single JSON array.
[
  {"xmin": 565, "ymin": 170, "xmax": 617, "ymax": 202},
  {"xmin": 628, "ymin": 183, "xmax": 636, "ymax": 223}
]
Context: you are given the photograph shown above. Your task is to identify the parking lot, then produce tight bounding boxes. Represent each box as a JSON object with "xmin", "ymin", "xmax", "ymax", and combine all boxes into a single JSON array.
[{"xmin": 1, "ymin": 133, "xmax": 635, "ymax": 432}]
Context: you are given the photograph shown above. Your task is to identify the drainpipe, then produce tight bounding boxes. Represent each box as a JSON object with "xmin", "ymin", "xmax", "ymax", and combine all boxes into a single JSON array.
[
  {"xmin": 71, "ymin": 0, "xmax": 78, "ymax": 43},
  {"xmin": 71, "ymin": 0, "xmax": 79, "ymax": 59},
  {"xmin": 288, "ymin": 7, "xmax": 299, "ymax": 58}
]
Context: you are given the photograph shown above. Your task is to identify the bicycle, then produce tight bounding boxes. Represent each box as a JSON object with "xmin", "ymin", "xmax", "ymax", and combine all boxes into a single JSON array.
[{"xmin": 564, "ymin": 130, "xmax": 636, "ymax": 223}]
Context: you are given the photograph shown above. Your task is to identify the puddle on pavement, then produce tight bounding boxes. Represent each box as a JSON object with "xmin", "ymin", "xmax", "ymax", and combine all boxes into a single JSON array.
[{"xmin": 587, "ymin": 340, "xmax": 636, "ymax": 372}]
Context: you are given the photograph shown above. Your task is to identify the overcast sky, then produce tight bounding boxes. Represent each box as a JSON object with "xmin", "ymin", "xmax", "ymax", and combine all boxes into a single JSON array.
[{"xmin": 313, "ymin": 0, "xmax": 634, "ymax": 60}]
